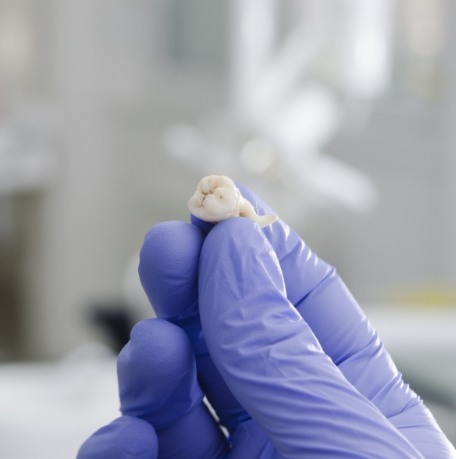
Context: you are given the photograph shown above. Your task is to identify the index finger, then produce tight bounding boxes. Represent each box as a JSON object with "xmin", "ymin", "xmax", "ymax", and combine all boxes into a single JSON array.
[
  {"xmin": 198, "ymin": 217, "xmax": 423, "ymax": 458},
  {"xmin": 215, "ymin": 184, "xmax": 418, "ymax": 418},
  {"xmin": 225, "ymin": 184, "xmax": 454, "ymax": 456}
]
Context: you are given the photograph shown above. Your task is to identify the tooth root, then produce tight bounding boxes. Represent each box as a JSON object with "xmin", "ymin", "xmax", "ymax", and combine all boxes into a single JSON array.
[
  {"xmin": 252, "ymin": 214, "xmax": 278, "ymax": 228},
  {"xmin": 238, "ymin": 198, "xmax": 278, "ymax": 228}
]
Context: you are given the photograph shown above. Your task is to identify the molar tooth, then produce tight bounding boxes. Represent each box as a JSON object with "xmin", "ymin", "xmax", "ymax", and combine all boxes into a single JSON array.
[{"xmin": 187, "ymin": 175, "xmax": 278, "ymax": 228}]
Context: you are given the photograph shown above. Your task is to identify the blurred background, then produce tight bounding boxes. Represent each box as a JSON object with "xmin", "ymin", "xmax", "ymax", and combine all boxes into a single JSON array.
[{"xmin": 0, "ymin": 0, "xmax": 455, "ymax": 456}]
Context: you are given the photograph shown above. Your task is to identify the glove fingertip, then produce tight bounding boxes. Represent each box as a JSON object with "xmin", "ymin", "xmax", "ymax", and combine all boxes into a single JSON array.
[
  {"xmin": 139, "ymin": 221, "xmax": 204, "ymax": 319},
  {"xmin": 118, "ymin": 319, "xmax": 203, "ymax": 429},
  {"xmin": 77, "ymin": 416, "xmax": 158, "ymax": 459}
]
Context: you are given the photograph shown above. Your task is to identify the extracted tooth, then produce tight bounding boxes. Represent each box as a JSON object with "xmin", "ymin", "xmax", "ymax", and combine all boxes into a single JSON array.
[{"xmin": 187, "ymin": 175, "xmax": 278, "ymax": 228}]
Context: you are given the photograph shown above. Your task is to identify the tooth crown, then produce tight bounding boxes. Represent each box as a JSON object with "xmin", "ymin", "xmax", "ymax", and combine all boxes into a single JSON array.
[{"xmin": 188, "ymin": 175, "xmax": 278, "ymax": 228}]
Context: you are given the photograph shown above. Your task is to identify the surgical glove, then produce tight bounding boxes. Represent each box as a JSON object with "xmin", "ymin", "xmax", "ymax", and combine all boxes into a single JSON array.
[{"xmin": 78, "ymin": 184, "xmax": 456, "ymax": 459}]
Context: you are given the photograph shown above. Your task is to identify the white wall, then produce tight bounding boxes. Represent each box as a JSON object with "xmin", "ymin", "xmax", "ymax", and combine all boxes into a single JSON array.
[
  {"xmin": 20, "ymin": 0, "xmax": 226, "ymax": 359},
  {"xmin": 441, "ymin": 0, "xmax": 456, "ymax": 285},
  {"xmin": 321, "ymin": 105, "xmax": 447, "ymax": 302},
  {"xmin": 14, "ymin": 0, "xmax": 456, "ymax": 359}
]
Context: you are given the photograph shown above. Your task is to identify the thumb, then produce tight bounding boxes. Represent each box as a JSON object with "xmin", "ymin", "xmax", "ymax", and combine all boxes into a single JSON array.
[{"xmin": 198, "ymin": 218, "xmax": 424, "ymax": 459}]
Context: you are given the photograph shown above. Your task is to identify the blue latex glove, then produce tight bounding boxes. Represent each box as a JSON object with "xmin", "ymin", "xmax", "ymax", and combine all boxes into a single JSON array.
[{"xmin": 78, "ymin": 184, "xmax": 456, "ymax": 459}]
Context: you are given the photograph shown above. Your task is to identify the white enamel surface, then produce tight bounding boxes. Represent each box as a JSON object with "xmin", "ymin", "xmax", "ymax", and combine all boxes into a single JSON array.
[
  {"xmin": 188, "ymin": 175, "xmax": 277, "ymax": 227},
  {"xmin": 188, "ymin": 175, "xmax": 241, "ymax": 222}
]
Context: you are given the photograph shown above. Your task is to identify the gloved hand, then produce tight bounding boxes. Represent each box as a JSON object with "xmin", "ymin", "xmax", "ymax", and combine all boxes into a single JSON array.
[{"xmin": 78, "ymin": 184, "xmax": 456, "ymax": 459}]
